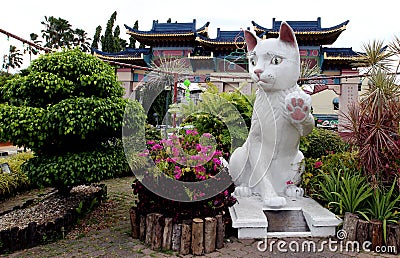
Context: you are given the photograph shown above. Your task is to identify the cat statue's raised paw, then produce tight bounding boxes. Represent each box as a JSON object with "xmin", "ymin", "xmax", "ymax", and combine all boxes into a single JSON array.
[{"xmin": 228, "ymin": 22, "xmax": 314, "ymax": 207}]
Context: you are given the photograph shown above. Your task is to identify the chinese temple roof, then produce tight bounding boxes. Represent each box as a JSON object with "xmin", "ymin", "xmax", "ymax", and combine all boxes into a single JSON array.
[
  {"xmin": 93, "ymin": 48, "xmax": 151, "ymax": 66},
  {"xmin": 196, "ymin": 28, "xmax": 247, "ymax": 51},
  {"xmin": 252, "ymin": 17, "xmax": 349, "ymax": 46},
  {"xmin": 322, "ymin": 47, "xmax": 367, "ymax": 68},
  {"xmin": 125, "ymin": 19, "xmax": 209, "ymax": 46}
]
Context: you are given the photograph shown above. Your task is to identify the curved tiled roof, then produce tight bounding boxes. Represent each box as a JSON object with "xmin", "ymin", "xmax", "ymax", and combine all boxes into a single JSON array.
[
  {"xmin": 251, "ymin": 18, "xmax": 349, "ymax": 45},
  {"xmin": 92, "ymin": 47, "xmax": 151, "ymax": 65},
  {"xmin": 322, "ymin": 47, "xmax": 367, "ymax": 68},
  {"xmin": 196, "ymin": 29, "xmax": 246, "ymax": 50},
  {"xmin": 125, "ymin": 19, "xmax": 209, "ymax": 37}
]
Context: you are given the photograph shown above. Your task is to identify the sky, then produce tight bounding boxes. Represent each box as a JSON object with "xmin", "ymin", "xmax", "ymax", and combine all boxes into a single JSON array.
[{"xmin": 1, "ymin": 0, "xmax": 400, "ymax": 72}]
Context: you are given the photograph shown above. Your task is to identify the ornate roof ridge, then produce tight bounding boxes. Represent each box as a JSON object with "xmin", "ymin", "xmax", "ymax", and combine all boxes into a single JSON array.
[
  {"xmin": 252, "ymin": 18, "xmax": 349, "ymax": 34},
  {"xmin": 92, "ymin": 47, "xmax": 150, "ymax": 57}
]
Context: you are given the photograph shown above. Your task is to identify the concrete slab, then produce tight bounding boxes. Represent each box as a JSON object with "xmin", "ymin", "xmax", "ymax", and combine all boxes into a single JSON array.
[{"xmin": 229, "ymin": 195, "xmax": 342, "ymax": 239}]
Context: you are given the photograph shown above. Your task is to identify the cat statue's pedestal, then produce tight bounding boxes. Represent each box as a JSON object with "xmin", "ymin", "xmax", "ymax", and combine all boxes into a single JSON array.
[
  {"xmin": 229, "ymin": 195, "xmax": 341, "ymax": 238},
  {"xmin": 227, "ymin": 21, "xmax": 341, "ymax": 238}
]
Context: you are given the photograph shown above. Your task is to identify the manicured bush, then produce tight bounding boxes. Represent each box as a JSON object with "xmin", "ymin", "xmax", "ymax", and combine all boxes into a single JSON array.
[
  {"xmin": 0, "ymin": 48, "xmax": 146, "ymax": 191},
  {"xmin": 22, "ymin": 141, "xmax": 146, "ymax": 190},
  {"xmin": 300, "ymin": 127, "xmax": 348, "ymax": 159},
  {"xmin": 0, "ymin": 152, "xmax": 33, "ymax": 200}
]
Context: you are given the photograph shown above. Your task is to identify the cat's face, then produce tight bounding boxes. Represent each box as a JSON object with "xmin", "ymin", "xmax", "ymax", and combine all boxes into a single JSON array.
[{"xmin": 245, "ymin": 22, "xmax": 300, "ymax": 91}]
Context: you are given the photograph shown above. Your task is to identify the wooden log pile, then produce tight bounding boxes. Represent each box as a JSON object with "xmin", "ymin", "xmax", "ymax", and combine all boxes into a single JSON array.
[
  {"xmin": 129, "ymin": 208, "xmax": 227, "ymax": 255},
  {"xmin": 342, "ymin": 212, "xmax": 400, "ymax": 254}
]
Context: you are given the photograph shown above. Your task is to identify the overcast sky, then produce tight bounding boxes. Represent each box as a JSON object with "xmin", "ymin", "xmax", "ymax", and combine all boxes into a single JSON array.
[{"xmin": 1, "ymin": 0, "xmax": 400, "ymax": 71}]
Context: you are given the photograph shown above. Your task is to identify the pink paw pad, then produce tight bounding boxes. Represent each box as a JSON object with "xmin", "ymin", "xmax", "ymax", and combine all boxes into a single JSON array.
[{"xmin": 287, "ymin": 97, "xmax": 309, "ymax": 121}]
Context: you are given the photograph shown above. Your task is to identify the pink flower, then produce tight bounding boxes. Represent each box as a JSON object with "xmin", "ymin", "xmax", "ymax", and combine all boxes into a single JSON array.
[
  {"xmin": 151, "ymin": 144, "xmax": 163, "ymax": 151},
  {"xmin": 203, "ymin": 133, "xmax": 212, "ymax": 138},
  {"xmin": 314, "ymin": 161, "xmax": 323, "ymax": 169},
  {"xmin": 286, "ymin": 180, "xmax": 294, "ymax": 185},
  {"xmin": 174, "ymin": 166, "xmax": 182, "ymax": 179}
]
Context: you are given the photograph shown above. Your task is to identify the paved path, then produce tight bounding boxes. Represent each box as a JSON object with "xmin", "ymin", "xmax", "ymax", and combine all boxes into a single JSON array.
[{"xmin": 1, "ymin": 176, "xmax": 397, "ymax": 257}]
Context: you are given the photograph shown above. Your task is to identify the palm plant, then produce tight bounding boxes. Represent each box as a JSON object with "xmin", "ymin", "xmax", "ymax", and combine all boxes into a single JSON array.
[
  {"xmin": 73, "ymin": 29, "xmax": 91, "ymax": 53},
  {"xmin": 41, "ymin": 16, "xmax": 74, "ymax": 49},
  {"xmin": 2, "ymin": 45, "xmax": 23, "ymax": 72},
  {"xmin": 388, "ymin": 35, "xmax": 400, "ymax": 74},
  {"xmin": 342, "ymin": 40, "xmax": 400, "ymax": 184}
]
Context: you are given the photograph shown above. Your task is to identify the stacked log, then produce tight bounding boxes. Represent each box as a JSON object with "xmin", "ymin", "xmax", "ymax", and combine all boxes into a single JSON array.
[{"xmin": 130, "ymin": 210, "xmax": 227, "ymax": 255}]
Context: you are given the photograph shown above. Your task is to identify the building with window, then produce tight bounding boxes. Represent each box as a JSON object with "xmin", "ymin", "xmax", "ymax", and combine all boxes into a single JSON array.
[{"xmin": 93, "ymin": 18, "xmax": 366, "ymax": 130}]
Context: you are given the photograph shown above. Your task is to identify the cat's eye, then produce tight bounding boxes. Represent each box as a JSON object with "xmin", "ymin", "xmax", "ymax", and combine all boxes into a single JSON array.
[
  {"xmin": 271, "ymin": 56, "xmax": 282, "ymax": 65},
  {"xmin": 250, "ymin": 57, "xmax": 257, "ymax": 66}
]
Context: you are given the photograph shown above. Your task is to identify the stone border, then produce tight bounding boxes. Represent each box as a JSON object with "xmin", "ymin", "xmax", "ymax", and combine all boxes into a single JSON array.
[
  {"xmin": 0, "ymin": 184, "xmax": 107, "ymax": 254},
  {"xmin": 129, "ymin": 207, "xmax": 228, "ymax": 256}
]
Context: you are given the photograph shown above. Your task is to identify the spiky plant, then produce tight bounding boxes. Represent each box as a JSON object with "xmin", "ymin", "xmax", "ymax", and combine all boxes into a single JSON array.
[
  {"xmin": 139, "ymin": 56, "xmax": 192, "ymax": 125},
  {"xmin": 342, "ymin": 40, "xmax": 400, "ymax": 185},
  {"xmin": 388, "ymin": 35, "xmax": 400, "ymax": 73},
  {"xmin": 299, "ymin": 59, "xmax": 321, "ymax": 86}
]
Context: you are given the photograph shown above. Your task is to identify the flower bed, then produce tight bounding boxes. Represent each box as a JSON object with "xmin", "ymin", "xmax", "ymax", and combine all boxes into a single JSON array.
[
  {"xmin": 131, "ymin": 129, "xmax": 236, "ymax": 255},
  {"xmin": 0, "ymin": 184, "xmax": 107, "ymax": 254}
]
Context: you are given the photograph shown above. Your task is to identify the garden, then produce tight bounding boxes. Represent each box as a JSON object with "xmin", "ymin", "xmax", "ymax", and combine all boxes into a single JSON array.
[{"xmin": 0, "ymin": 38, "xmax": 399, "ymax": 256}]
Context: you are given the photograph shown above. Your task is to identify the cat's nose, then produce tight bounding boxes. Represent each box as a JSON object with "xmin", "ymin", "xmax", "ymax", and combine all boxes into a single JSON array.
[{"xmin": 254, "ymin": 69, "xmax": 263, "ymax": 79}]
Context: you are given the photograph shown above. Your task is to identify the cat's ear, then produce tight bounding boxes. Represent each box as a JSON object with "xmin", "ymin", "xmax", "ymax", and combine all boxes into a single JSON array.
[
  {"xmin": 279, "ymin": 22, "xmax": 297, "ymax": 47},
  {"xmin": 244, "ymin": 30, "xmax": 259, "ymax": 52}
]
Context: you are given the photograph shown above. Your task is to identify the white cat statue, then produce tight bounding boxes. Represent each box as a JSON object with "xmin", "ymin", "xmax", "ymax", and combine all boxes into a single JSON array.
[{"xmin": 229, "ymin": 22, "xmax": 314, "ymax": 207}]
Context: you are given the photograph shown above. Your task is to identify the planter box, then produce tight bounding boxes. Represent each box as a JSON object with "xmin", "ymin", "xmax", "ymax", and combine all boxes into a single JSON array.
[{"xmin": 130, "ymin": 207, "xmax": 226, "ymax": 256}]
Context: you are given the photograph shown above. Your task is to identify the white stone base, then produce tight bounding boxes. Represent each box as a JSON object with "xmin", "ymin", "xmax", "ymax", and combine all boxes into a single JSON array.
[{"xmin": 229, "ymin": 195, "xmax": 341, "ymax": 239}]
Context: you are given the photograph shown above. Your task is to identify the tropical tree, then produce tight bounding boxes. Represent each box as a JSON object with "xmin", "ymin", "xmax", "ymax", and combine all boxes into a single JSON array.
[
  {"xmin": 0, "ymin": 48, "xmax": 146, "ymax": 192},
  {"xmin": 38, "ymin": 16, "xmax": 91, "ymax": 52},
  {"xmin": 91, "ymin": 25, "xmax": 102, "ymax": 53},
  {"xmin": 2, "ymin": 45, "xmax": 23, "ymax": 72},
  {"xmin": 73, "ymin": 28, "xmax": 91, "ymax": 52},
  {"xmin": 128, "ymin": 20, "xmax": 138, "ymax": 48},
  {"xmin": 41, "ymin": 16, "xmax": 74, "ymax": 49}
]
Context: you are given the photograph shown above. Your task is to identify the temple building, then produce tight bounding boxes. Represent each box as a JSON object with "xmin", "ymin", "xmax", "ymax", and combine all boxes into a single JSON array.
[{"xmin": 93, "ymin": 17, "xmax": 366, "ymax": 130}]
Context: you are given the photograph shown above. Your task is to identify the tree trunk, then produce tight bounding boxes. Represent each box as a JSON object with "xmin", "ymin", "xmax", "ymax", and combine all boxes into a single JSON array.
[
  {"xmin": 151, "ymin": 213, "xmax": 164, "ymax": 250},
  {"xmin": 386, "ymin": 223, "xmax": 400, "ymax": 254},
  {"xmin": 216, "ymin": 214, "xmax": 225, "ymax": 249},
  {"xmin": 343, "ymin": 212, "xmax": 358, "ymax": 241},
  {"xmin": 204, "ymin": 217, "xmax": 217, "ymax": 254},
  {"xmin": 162, "ymin": 218, "xmax": 173, "ymax": 251},
  {"xmin": 191, "ymin": 218, "xmax": 204, "ymax": 255},
  {"xmin": 356, "ymin": 219, "xmax": 370, "ymax": 244},
  {"xmin": 139, "ymin": 215, "xmax": 146, "ymax": 242},
  {"xmin": 145, "ymin": 213, "xmax": 155, "ymax": 245},
  {"xmin": 180, "ymin": 222, "xmax": 192, "ymax": 255},
  {"xmin": 129, "ymin": 207, "xmax": 140, "ymax": 239},
  {"xmin": 370, "ymin": 219, "xmax": 383, "ymax": 250},
  {"xmin": 171, "ymin": 224, "xmax": 182, "ymax": 251}
]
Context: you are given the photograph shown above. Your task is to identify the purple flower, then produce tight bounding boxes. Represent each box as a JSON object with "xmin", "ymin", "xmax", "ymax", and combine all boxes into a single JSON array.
[{"xmin": 151, "ymin": 144, "xmax": 163, "ymax": 151}]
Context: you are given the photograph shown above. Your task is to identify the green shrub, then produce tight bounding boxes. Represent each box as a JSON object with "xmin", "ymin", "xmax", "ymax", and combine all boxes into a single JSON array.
[
  {"xmin": 310, "ymin": 159, "xmax": 370, "ymax": 216},
  {"xmin": 300, "ymin": 128, "xmax": 348, "ymax": 159},
  {"xmin": 22, "ymin": 142, "xmax": 146, "ymax": 190},
  {"xmin": 0, "ymin": 152, "xmax": 33, "ymax": 200},
  {"xmin": 301, "ymin": 151, "xmax": 359, "ymax": 197}
]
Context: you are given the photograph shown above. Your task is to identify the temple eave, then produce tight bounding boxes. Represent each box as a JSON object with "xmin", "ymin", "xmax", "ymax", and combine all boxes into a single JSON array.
[{"xmin": 126, "ymin": 30, "xmax": 195, "ymax": 37}]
